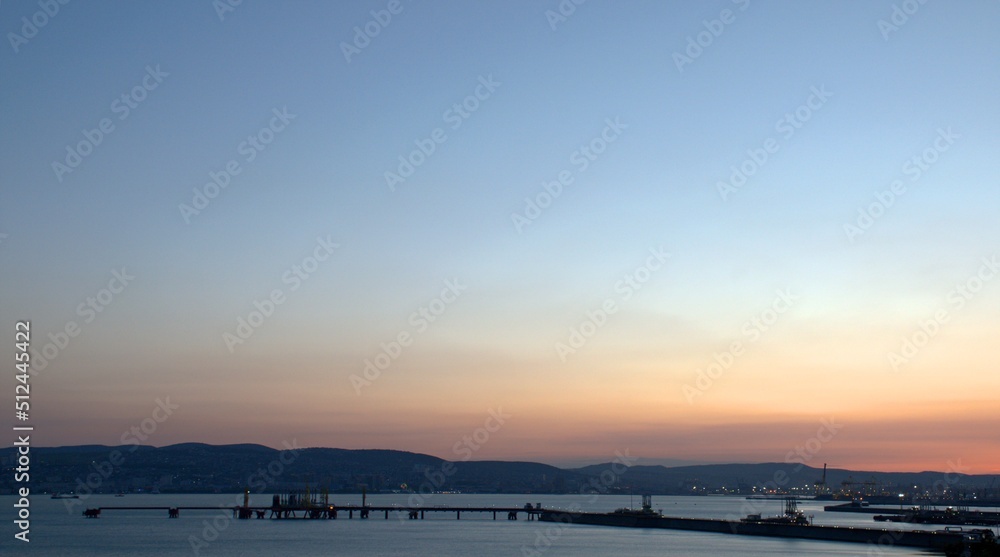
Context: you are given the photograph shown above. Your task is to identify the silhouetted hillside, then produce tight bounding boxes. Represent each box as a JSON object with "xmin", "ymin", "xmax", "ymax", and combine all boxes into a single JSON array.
[
  {"xmin": 1, "ymin": 444, "xmax": 995, "ymax": 499},
  {"xmin": 571, "ymin": 461, "xmax": 997, "ymax": 496}
]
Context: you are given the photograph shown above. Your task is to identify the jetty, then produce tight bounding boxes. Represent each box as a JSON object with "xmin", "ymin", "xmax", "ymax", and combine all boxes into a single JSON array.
[
  {"xmin": 83, "ymin": 489, "xmax": 542, "ymax": 521},
  {"xmin": 86, "ymin": 504, "xmax": 542, "ymax": 520}
]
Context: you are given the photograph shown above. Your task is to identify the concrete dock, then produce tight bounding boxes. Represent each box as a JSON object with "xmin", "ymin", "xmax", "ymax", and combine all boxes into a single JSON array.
[{"xmin": 538, "ymin": 509, "xmax": 997, "ymax": 555}]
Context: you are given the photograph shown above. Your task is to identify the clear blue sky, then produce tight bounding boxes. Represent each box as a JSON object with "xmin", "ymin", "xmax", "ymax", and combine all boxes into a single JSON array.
[{"xmin": 2, "ymin": 1, "xmax": 998, "ymax": 471}]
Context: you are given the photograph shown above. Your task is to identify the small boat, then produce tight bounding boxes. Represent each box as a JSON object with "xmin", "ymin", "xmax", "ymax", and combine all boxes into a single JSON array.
[
  {"xmin": 115, "ymin": 493, "xmax": 126, "ymax": 497},
  {"xmin": 51, "ymin": 493, "xmax": 80, "ymax": 499}
]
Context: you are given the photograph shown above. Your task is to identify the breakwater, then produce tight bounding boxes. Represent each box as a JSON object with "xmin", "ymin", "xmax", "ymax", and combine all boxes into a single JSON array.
[{"xmin": 538, "ymin": 509, "xmax": 994, "ymax": 554}]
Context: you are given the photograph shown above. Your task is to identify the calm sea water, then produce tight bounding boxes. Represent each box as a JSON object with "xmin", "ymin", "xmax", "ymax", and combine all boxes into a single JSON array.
[{"xmin": 0, "ymin": 493, "xmax": 951, "ymax": 556}]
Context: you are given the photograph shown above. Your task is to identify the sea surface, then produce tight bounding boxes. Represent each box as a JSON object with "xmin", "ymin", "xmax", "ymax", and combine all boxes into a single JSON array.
[{"xmin": 0, "ymin": 493, "xmax": 972, "ymax": 556}]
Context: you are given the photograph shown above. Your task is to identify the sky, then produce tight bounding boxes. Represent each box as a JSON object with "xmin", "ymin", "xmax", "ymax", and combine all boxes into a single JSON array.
[{"xmin": 1, "ymin": 1, "xmax": 998, "ymax": 474}]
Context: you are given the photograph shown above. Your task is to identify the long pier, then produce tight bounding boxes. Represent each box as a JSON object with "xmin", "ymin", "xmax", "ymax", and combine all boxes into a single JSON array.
[
  {"xmin": 84, "ymin": 504, "xmax": 542, "ymax": 521},
  {"xmin": 84, "ymin": 489, "xmax": 543, "ymax": 521}
]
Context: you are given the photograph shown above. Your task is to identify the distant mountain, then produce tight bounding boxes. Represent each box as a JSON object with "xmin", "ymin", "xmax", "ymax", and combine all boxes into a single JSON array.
[
  {"xmin": 570, "ymin": 461, "xmax": 998, "ymax": 496},
  {"xmin": 1, "ymin": 444, "xmax": 995, "ymax": 498},
  {"xmin": 0, "ymin": 444, "xmax": 575, "ymax": 495}
]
